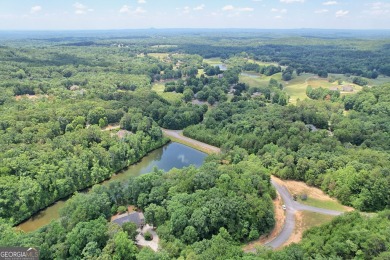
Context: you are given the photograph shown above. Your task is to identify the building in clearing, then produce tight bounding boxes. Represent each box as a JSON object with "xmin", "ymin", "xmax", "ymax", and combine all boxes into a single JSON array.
[
  {"xmin": 342, "ymin": 85, "xmax": 354, "ymax": 92},
  {"xmin": 112, "ymin": 212, "xmax": 145, "ymax": 228},
  {"xmin": 70, "ymin": 85, "xmax": 80, "ymax": 91},
  {"xmin": 116, "ymin": 130, "xmax": 132, "ymax": 139}
]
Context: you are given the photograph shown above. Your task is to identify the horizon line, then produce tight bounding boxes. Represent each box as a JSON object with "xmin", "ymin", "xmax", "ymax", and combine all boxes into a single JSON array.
[{"xmin": 1, "ymin": 28, "xmax": 390, "ymax": 32}]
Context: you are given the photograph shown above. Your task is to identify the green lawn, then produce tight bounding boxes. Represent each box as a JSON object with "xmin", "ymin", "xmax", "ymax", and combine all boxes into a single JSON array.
[
  {"xmin": 284, "ymin": 73, "xmax": 367, "ymax": 104},
  {"xmin": 283, "ymin": 73, "xmax": 314, "ymax": 103},
  {"xmin": 298, "ymin": 197, "xmax": 349, "ymax": 212},
  {"xmin": 328, "ymin": 74, "xmax": 390, "ymax": 87},
  {"xmin": 152, "ymin": 83, "xmax": 183, "ymax": 103},
  {"xmin": 367, "ymin": 75, "xmax": 390, "ymax": 86},
  {"xmin": 239, "ymin": 72, "xmax": 283, "ymax": 89},
  {"xmin": 203, "ymin": 58, "xmax": 222, "ymax": 66},
  {"xmin": 301, "ymin": 211, "xmax": 335, "ymax": 232},
  {"xmin": 247, "ymin": 58, "xmax": 279, "ymax": 67},
  {"xmin": 148, "ymin": 53, "xmax": 170, "ymax": 60}
]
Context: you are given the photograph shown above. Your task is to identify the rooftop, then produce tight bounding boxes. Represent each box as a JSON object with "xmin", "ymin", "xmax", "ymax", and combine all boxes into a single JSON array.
[{"xmin": 112, "ymin": 212, "xmax": 145, "ymax": 227}]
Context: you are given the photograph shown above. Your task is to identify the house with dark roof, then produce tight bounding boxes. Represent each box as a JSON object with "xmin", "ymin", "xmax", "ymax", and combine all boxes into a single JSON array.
[{"xmin": 112, "ymin": 212, "xmax": 145, "ymax": 227}]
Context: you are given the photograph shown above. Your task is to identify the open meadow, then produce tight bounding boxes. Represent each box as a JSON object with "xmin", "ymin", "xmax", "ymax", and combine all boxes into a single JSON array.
[{"xmin": 152, "ymin": 83, "xmax": 183, "ymax": 103}]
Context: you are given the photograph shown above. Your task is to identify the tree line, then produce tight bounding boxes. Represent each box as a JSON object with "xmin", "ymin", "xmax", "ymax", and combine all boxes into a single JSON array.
[
  {"xmin": 184, "ymin": 92, "xmax": 390, "ymax": 212},
  {"xmin": 0, "ymin": 153, "xmax": 276, "ymax": 259}
]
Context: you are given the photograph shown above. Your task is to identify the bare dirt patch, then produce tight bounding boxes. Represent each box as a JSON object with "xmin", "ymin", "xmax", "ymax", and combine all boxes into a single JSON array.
[
  {"xmin": 271, "ymin": 176, "xmax": 353, "ymax": 212},
  {"xmin": 101, "ymin": 124, "xmax": 120, "ymax": 131},
  {"xmin": 15, "ymin": 94, "xmax": 48, "ymax": 101},
  {"xmin": 243, "ymin": 191, "xmax": 285, "ymax": 251},
  {"xmin": 110, "ymin": 205, "xmax": 137, "ymax": 221},
  {"xmin": 282, "ymin": 211, "xmax": 335, "ymax": 247}
]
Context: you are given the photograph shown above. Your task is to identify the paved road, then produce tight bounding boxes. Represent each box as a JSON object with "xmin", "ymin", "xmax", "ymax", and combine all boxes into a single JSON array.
[
  {"xmin": 264, "ymin": 179, "xmax": 343, "ymax": 249},
  {"xmin": 162, "ymin": 129, "xmax": 344, "ymax": 249}
]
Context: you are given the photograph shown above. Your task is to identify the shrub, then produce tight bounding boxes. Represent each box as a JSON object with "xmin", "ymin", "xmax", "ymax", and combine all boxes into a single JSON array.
[
  {"xmin": 117, "ymin": 206, "xmax": 127, "ymax": 214},
  {"xmin": 144, "ymin": 231, "xmax": 153, "ymax": 241}
]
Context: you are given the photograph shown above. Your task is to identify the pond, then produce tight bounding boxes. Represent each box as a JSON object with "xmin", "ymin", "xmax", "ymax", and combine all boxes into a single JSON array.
[{"xmin": 17, "ymin": 142, "xmax": 207, "ymax": 232}]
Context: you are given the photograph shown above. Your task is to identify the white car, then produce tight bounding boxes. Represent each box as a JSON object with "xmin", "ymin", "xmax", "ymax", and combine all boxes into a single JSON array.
[{"xmin": 282, "ymin": 205, "xmax": 286, "ymax": 210}]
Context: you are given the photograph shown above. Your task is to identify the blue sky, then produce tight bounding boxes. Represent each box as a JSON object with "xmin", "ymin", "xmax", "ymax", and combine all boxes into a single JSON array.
[{"xmin": 0, "ymin": 0, "xmax": 389, "ymax": 30}]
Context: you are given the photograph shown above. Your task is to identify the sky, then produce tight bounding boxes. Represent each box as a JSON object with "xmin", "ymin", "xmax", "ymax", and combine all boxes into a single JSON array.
[{"xmin": 0, "ymin": 0, "xmax": 389, "ymax": 30}]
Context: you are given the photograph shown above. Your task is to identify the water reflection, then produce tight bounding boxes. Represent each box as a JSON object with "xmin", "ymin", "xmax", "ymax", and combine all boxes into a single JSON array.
[{"xmin": 17, "ymin": 142, "xmax": 206, "ymax": 232}]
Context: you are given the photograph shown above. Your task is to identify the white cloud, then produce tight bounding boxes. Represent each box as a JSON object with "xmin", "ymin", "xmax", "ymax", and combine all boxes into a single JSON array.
[
  {"xmin": 365, "ymin": 2, "xmax": 390, "ymax": 15},
  {"xmin": 73, "ymin": 2, "xmax": 93, "ymax": 15},
  {"xmin": 134, "ymin": 7, "xmax": 146, "ymax": 14},
  {"xmin": 280, "ymin": 0, "xmax": 304, "ymax": 3},
  {"xmin": 30, "ymin": 6, "xmax": 42, "ymax": 14},
  {"xmin": 252, "ymin": 0, "xmax": 262, "ymax": 2},
  {"xmin": 323, "ymin": 1, "xmax": 338, "ymax": 5},
  {"xmin": 138, "ymin": 0, "xmax": 146, "ymax": 4},
  {"xmin": 238, "ymin": 7, "xmax": 254, "ymax": 12},
  {"xmin": 315, "ymin": 9, "xmax": 329, "ymax": 14},
  {"xmin": 184, "ymin": 6, "xmax": 190, "ymax": 14},
  {"xmin": 335, "ymin": 10, "xmax": 349, "ymax": 17},
  {"xmin": 222, "ymin": 5, "xmax": 235, "ymax": 11},
  {"xmin": 271, "ymin": 8, "xmax": 287, "ymax": 13},
  {"xmin": 120, "ymin": 5, "xmax": 146, "ymax": 15},
  {"xmin": 119, "ymin": 5, "xmax": 130, "ymax": 14},
  {"xmin": 275, "ymin": 15, "xmax": 282, "ymax": 19},
  {"xmin": 194, "ymin": 4, "xmax": 205, "ymax": 11},
  {"xmin": 222, "ymin": 5, "xmax": 254, "ymax": 12},
  {"xmin": 176, "ymin": 6, "xmax": 190, "ymax": 15}
]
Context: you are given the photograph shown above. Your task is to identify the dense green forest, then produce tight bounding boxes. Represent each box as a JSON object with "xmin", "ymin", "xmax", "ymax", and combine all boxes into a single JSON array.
[
  {"xmin": 0, "ymin": 154, "xmax": 276, "ymax": 259},
  {"xmin": 1, "ymin": 155, "xmax": 388, "ymax": 259},
  {"xmin": 249, "ymin": 210, "xmax": 390, "ymax": 260},
  {"xmin": 184, "ymin": 86, "xmax": 390, "ymax": 211},
  {"xmin": 0, "ymin": 37, "xmax": 211, "ymax": 224},
  {"xmin": 0, "ymin": 30, "xmax": 389, "ymax": 259}
]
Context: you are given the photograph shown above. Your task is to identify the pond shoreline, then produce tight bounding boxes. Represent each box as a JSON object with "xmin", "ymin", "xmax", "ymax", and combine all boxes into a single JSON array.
[
  {"xmin": 15, "ymin": 138, "xmax": 169, "ymax": 228},
  {"xmin": 16, "ymin": 141, "xmax": 207, "ymax": 232}
]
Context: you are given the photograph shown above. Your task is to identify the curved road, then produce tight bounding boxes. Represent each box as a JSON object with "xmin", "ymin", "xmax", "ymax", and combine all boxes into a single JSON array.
[
  {"xmin": 265, "ymin": 179, "xmax": 343, "ymax": 249},
  {"xmin": 162, "ymin": 129, "xmax": 343, "ymax": 249}
]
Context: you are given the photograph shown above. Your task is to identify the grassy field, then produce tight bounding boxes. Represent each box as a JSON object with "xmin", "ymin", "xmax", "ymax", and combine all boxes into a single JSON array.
[
  {"xmin": 367, "ymin": 75, "xmax": 390, "ymax": 86},
  {"xmin": 239, "ymin": 72, "xmax": 283, "ymax": 88},
  {"xmin": 282, "ymin": 210, "xmax": 336, "ymax": 247},
  {"xmin": 300, "ymin": 211, "xmax": 335, "ymax": 233},
  {"xmin": 329, "ymin": 74, "xmax": 390, "ymax": 87},
  {"xmin": 207, "ymin": 58, "xmax": 390, "ymax": 105},
  {"xmin": 298, "ymin": 197, "xmax": 349, "ymax": 212},
  {"xmin": 272, "ymin": 176, "xmax": 353, "ymax": 212},
  {"xmin": 203, "ymin": 58, "xmax": 222, "ymax": 66},
  {"xmin": 152, "ymin": 83, "xmax": 183, "ymax": 103},
  {"xmin": 283, "ymin": 74, "xmax": 311, "ymax": 103},
  {"xmin": 148, "ymin": 53, "xmax": 170, "ymax": 60},
  {"xmin": 247, "ymin": 58, "xmax": 279, "ymax": 67},
  {"xmin": 284, "ymin": 73, "xmax": 368, "ymax": 104}
]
